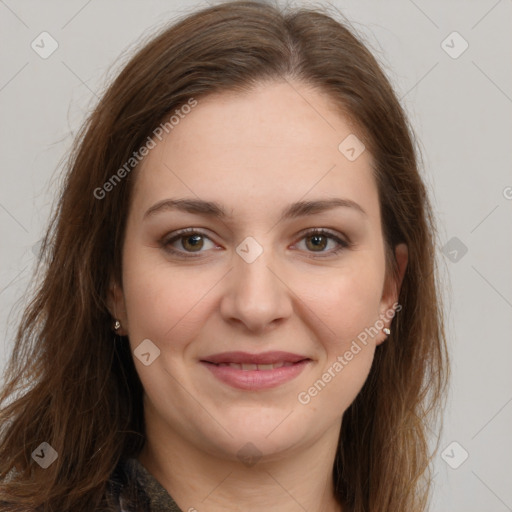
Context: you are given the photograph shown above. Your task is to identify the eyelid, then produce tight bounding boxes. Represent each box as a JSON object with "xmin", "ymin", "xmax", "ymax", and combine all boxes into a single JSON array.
[{"xmin": 294, "ymin": 227, "xmax": 350, "ymax": 245}]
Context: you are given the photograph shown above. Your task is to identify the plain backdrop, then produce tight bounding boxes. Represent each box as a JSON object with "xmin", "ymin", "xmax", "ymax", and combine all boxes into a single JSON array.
[{"xmin": 1, "ymin": 1, "xmax": 511, "ymax": 511}]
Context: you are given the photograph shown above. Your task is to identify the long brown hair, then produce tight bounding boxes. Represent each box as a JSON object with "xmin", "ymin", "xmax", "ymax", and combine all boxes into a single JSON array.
[{"xmin": 0, "ymin": 1, "xmax": 449, "ymax": 510}]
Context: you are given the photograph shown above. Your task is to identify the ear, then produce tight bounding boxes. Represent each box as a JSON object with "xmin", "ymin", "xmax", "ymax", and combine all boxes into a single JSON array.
[
  {"xmin": 107, "ymin": 279, "xmax": 129, "ymax": 336},
  {"xmin": 376, "ymin": 243, "xmax": 408, "ymax": 345}
]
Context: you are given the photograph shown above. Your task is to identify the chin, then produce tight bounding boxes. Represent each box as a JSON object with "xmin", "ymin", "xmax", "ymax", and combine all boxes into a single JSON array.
[{"xmin": 203, "ymin": 418, "xmax": 308, "ymax": 460}]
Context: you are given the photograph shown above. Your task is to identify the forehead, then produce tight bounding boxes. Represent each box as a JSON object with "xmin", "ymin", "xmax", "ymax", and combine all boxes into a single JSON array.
[{"xmin": 132, "ymin": 80, "xmax": 380, "ymax": 223}]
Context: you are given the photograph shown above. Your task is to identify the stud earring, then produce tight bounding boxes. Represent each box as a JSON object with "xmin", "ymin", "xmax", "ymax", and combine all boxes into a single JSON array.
[
  {"xmin": 383, "ymin": 327, "xmax": 391, "ymax": 336},
  {"xmin": 114, "ymin": 320, "xmax": 121, "ymax": 331}
]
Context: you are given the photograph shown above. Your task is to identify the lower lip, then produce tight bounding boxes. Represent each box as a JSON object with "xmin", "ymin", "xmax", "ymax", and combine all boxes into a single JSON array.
[{"xmin": 200, "ymin": 360, "xmax": 311, "ymax": 390}]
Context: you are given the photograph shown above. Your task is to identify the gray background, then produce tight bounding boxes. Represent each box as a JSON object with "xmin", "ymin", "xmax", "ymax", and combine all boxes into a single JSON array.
[{"xmin": 1, "ymin": 0, "xmax": 511, "ymax": 510}]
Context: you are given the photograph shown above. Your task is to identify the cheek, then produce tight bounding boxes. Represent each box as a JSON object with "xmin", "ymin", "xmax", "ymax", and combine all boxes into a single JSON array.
[
  {"xmin": 121, "ymin": 253, "xmax": 211, "ymax": 350},
  {"xmin": 300, "ymin": 348, "xmax": 375, "ymax": 416},
  {"xmin": 297, "ymin": 275, "xmax": 380, "ymax": 414},
  {"xmin": 299, "ymin": 260, "xmax": 384, "ymax": 345},
  {"xmin": 335, "ymin": 277, "xmax": 383, "ymax": 339},
  {"xmin": 293, "ymin": 257, "xmax": 383, "ymax": 409}
]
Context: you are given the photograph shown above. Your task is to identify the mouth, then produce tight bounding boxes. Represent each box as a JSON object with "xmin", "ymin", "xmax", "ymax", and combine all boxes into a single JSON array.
[
  {"xmin": 199, "ymin": 351, "xmax": 312, "ymax": 390},
  {"xmin": 200, "ymin": 350, "xmax": 310, "ymax": 367},
  {"xmin": 203, "ymin": 360, "xmax": 307, "ymax": 371}
]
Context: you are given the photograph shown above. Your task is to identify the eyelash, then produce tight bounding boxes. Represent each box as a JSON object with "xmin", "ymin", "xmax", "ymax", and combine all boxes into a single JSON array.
[{"xmin": 160, "ymin": 227, "xmax": 351, "ymax": 259}]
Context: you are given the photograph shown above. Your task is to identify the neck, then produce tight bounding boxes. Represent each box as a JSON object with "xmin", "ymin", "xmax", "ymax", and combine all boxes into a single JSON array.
[{"xmin": 138, "ymin": 405, "xmax": 344, "ymax": 512}]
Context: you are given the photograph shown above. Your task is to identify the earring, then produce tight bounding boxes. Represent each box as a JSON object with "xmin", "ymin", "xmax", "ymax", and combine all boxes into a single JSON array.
[
  {"xmin": 383, "ymin": 327, "xmax": 391, "ymax": 335},
  {"xmin": 114, "ymin": 320, "xmax": 121, "ymax": 331}
]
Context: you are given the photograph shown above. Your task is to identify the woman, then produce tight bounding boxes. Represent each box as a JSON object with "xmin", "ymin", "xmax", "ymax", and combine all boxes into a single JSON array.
[{"xmin": 0, "ymin": 1, "xmax": 449, "ymax": 511}]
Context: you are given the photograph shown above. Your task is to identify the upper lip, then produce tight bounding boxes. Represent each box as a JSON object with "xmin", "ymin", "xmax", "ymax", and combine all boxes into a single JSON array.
[{"xmin": 201, "ymin": 351, "xmax": 310, "ymax": 365}]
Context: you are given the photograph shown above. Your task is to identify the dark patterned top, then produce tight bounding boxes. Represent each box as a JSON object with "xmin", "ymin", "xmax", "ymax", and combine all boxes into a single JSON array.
[{"xmin": 109, "ymin": 457, "xmax": 183, "ymax": 512}]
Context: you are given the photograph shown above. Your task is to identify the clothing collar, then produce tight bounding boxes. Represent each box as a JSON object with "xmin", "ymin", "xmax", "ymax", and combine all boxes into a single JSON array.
[{"xmin": 122, "ymin": 457, "xmax": 183, "ymax": 512}]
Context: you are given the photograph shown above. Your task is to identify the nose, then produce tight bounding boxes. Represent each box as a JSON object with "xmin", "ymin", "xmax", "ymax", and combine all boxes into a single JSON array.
[{"xmin": 219, "ymin": 243, "xmax": 293, "ymax": 334}]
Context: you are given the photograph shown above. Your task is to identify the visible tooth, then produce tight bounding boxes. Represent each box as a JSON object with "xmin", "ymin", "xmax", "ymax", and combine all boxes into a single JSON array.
[{"xmin": 219, "ymin": 361, "xmax": 297, "ymax": 370}]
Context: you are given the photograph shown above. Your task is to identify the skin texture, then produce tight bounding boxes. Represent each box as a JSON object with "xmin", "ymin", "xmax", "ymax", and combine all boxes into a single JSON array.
[{"xmin": 109, "ymin": 80, "xmax": 408, "ymax": 512}]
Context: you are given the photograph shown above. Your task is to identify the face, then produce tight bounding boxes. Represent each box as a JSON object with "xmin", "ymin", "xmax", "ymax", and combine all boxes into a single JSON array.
[{"xmin": 110, "ymin": 80, "xmax": 407, "ymax": 461}]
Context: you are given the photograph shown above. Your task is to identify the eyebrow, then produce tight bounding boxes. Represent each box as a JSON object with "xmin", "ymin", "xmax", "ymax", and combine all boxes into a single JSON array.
[{"xmin": 143, "ymin": 197, "xmax": 367, "ymax": 222}]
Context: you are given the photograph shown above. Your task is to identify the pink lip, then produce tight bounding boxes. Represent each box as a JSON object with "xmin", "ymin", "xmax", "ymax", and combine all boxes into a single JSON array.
[
  {"xmin": 200, "ymin": 351, "xmax": 312, "ymax": 390},
  {"xmin": 201, "ymin": 351, "xmax": 309, "ymax": 365}
]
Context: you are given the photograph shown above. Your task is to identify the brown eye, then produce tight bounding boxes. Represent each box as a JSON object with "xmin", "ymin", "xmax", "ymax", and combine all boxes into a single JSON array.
[
  {"xmin": 305, "ymin": 234, "xmax": 328, "ymax": 252},
  {"xmin": 180, "ymin": 234, "xmax": 204, "ymax": 252},
  {"xmin": 162, "ymin": 229, "xmax": 217, "ymax": 257},
  {"xmin": 295, "ymin": 229, "xmax": 350, "ymax": 258}
]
